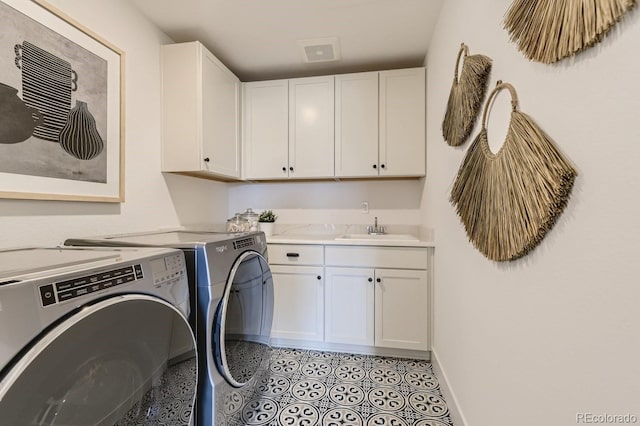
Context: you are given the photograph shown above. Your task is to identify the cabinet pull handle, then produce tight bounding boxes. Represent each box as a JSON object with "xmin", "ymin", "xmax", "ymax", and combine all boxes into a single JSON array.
[
  {"xmin": 380, "ymin": 164, "xmax": 385, "ymax": 169},
  {"xmin": 282, "ymin": 166, "xmax": 287, "ymax": 172},
  {"xmin": 286, "ymin": 253, "xmax": 300, "ymax": 258},
  {"xmin": 376, "ymin": 277, "xmax": 382, "ymax": 283},
  {"xmin": 368, "ymin": 277, "xmax": 373, "ymax": 282},
  {"xmin": 372, "ymin": 164, "xmax": 377, "ymax": 169},
  {"xmin": 289, "ymin": 166, "xmax": 294, "ymax": 172},
  {"xmin": 317, "ymin": 275, "xmax": 321, "ymax": 280},
  {"xmin": 204, "ymin": 157, "xmax": 210, "ymax": 163}
]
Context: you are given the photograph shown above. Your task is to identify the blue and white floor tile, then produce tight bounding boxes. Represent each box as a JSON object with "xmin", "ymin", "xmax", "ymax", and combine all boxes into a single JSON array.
[{"xmin": 228, "ymin": 348, "xmax": 453, "ymax": 426}]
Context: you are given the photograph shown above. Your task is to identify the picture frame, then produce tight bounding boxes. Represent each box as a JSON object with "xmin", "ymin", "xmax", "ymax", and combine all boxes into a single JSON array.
[{"xmin": 0, "ymin": 0, "xmax": 125, "ymax": 202}]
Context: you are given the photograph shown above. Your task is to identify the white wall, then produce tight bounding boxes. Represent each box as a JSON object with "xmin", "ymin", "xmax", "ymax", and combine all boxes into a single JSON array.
[
  {"xmin": 228, "ymin": 179, "xmax": 424, "ymax": 229},
  {"xmin": 425, "ymin": 2, "xmax": 640, "ymax": 425},
  {"xmin": 0, "ymin": 0, "xmax": 228, "ymax": 248}
]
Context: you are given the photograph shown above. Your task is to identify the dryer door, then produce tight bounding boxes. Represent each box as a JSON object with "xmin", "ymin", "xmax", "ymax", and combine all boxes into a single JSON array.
[
  {"xmin": 0, "ymin": 295, "xmax": 197, "ymax": 426},
  {"xmin": 214, "ymin": 251, "xmax": 274, "ymax": 387}
]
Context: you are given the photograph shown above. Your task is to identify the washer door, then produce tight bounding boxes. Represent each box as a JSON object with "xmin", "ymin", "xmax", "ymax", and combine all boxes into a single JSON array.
[
  {"xmin": 0, "ymin": 295, "xmax": 197, "ymax": 426},
  {"xmin": 214, "ymin": 251, "xmax": 274, "ymax": 387}
]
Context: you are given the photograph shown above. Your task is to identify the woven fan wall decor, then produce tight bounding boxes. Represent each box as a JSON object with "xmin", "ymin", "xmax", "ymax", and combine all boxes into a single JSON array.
[
  {"xmin": 450, "ymin": 81, "xmax": 577, "ymax": 261},
  {"xmin": 504, "ymin": 0, "xmax": 637, "ymax": 64},
  {"xmin": 442, "ymin": 43, "xmax": 492, "ymax": 147}
]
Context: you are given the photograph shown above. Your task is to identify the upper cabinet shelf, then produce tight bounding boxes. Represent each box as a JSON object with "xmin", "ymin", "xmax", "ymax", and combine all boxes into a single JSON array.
[
  {"xmin": 161, "ymin": 41, "xmax": 241, "ymax": 180},
  {"xmin": 243, "ymin": 67, "xmax": 426, "ymax": 181},
  {"xmin": 160, "ymin": 41, "xmax": 424, "ymax": 183},
  {"xmin": 243, "ymin": 76, "xmax": 335, "ymax": 180}
]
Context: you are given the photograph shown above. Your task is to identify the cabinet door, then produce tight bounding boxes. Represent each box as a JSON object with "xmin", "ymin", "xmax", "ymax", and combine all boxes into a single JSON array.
[
  {"xmin": 379, "ymin": 68, "xmax": 425, "ymax": 177},
  {"xmin": 270, "ymin": 265, "xmax": 324, "ymax": 341},
  {"xmin": 374, "ymin": 269, "xmax": 428, "ymax": 351},
  {"xmin": 161, "ymin": 41, "xmax": 240, "ymax": 179},
  {"xmin": 242, "ymin": 80, "xmax": 289, "ymax": 180},
  {"xmin": 202, "ymin": 49, "xmax": 241, "ymax": 178},
  {"xmin": 161, "ymin": 42, "xmax": 200, "ymax": 172},
  {"xmin": 325, "ymin": 267, "xmax": 374, "ymax": 346},
  {"xmin": 289, "ymin": 76, "xmax": 335, "ymax": 178},
  {"xmin": 335, "ymin": 72, "xmax": 379, "ymax": 177}
]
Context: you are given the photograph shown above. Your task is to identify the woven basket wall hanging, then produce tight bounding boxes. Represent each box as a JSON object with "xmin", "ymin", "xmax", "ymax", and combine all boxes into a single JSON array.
[
  {"xmin": 504, "ymin": 0, "xmax": 637, "ymax": 64},
  {"xmin": 442, "ymin": 43, "xmax": 492, "ymax": 147},
  {"xmin": 450, "ymin": 81, "xmax": 577, "ymax": 261}
]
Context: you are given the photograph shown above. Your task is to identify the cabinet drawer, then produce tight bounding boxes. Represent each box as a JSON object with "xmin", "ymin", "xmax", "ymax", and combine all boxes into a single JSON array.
[
  {"xmin": 325, "ymin": 245, "xmax": 427, "ymax": 269},
  {"xmin": 268, "ymin": 244, "xmax": 324, "ymax": 265}
]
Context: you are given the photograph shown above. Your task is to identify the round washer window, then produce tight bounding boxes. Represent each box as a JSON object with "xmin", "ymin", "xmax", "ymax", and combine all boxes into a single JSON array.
[
  {"xmin": 0, "ymin": 295, "xmax": 197, "ymax": 426},
  {"xmin": 214, "ymin": 251, "xmax": 274, "ymax": 387}
]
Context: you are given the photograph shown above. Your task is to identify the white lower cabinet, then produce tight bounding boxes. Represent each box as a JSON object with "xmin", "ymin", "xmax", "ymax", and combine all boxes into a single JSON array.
[
  {"xmin": 325, "ymin": 267, "xmax": 375, "ymax": 346},
  {"xmin": 374, "ymin": 268, "xmax": 429, "ymax": 350},
  {"xmin": 268, "ymin": 243, "xmax": 430, "ymax": 354},
  {"xmin": 270, "ymin": 265, "xmax": 324, "ymax": 342},
  {"xmin": 325, "ymin": 266, "xmax": 428, "ymax": 351}
]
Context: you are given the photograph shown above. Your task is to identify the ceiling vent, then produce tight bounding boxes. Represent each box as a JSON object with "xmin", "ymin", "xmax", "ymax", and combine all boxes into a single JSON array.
[{"xmin": 297, "ymin": 37, "xmax": 340, "ymax": 63}]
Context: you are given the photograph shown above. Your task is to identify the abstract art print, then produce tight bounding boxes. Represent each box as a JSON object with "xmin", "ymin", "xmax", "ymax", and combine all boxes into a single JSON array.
[{"xmin": 0, "ymin": 0, "xmax": 124, "ymax": 202}]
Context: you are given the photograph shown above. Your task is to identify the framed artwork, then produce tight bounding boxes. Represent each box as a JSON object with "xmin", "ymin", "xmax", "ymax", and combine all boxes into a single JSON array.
[{"xmin": 0, "ymin": 0, "xmax": 124, "ymax": 202}]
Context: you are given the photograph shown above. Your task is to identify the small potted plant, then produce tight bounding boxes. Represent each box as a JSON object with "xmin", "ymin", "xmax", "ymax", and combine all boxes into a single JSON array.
[{"xmin": 258, "ymin": 210, "xmax": 277, "ymax": 236}]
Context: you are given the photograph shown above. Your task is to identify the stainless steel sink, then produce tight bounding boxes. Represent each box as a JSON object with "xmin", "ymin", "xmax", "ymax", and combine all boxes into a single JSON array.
[{"xmin": 334, "ymin": 233, "xmax": 419, "ymax": 242}]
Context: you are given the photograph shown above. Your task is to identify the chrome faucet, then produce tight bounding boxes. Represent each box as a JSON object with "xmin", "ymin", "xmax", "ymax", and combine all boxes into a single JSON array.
[{"xmin": 367, "ymin": 216, "xmax": 385, "ymax": 235}]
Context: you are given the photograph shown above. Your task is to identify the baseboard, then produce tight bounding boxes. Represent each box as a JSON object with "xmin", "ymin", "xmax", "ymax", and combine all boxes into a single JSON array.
[{"xmin": 431, "ymin": 347, "xmax": 468, "ymax": 426}]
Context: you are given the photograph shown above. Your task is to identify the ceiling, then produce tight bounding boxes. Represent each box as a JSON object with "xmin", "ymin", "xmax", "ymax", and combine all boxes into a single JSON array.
[{"xmin": 129, "ymin": 0, "xmax": 444, "ymax": 81}]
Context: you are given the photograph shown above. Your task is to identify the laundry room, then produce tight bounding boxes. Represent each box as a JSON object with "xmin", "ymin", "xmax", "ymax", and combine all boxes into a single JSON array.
[{"xmin": 1, "ymin": 0, "xmax": 640, "ymax": 425}]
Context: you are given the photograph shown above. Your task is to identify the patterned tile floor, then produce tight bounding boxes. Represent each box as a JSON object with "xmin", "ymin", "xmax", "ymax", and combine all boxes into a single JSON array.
[
  {"xmin": 117, "ymin": 356, "xmax": 197, "ymax": 426},
  {"xmin": 228, "ymin": 347, "xmax": 453, "ymax": 426}
]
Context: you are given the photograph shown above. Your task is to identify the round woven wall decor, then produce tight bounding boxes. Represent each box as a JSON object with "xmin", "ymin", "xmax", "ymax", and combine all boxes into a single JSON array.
[
  {"xmin": 442, "ymin": 43, "xmax": 492, "ymax": 147},
  {"xmin": 504, "ymin": 0, "xmax": 637, "ymax": 64},
  {"xmin": 450, "ymin": 81, "xmax": 577, "ymax": 261}
]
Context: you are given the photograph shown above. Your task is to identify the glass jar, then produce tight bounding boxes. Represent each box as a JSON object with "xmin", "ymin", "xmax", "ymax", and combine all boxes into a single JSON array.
[
  {"xmin": 240, "ymin": 208, "xmax": 259, "ymax": 232},
  {"xmin": 226, "ymin": 213, "xmax": 249, "ymax": 233}
]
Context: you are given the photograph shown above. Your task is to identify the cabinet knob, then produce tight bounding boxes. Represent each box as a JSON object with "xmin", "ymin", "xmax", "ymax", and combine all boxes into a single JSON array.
[
  {"xmin": 372, "ymin": 164, "xmax": 377, "ymax": 169},
  {"xmin": 282, "ymin": 166, "xmax": 287, "ymax": 172},
  {"xmin": 204, "ymin": 157, "xmax": 210, "ymax": 163},
  {"xmin": 317, "ymin": 275, "xmax": 321, "ymax": 280},
  {"xmin": 289, "ymin": 166, "xmax": 294, "ymax": 172},
  {"xmin": 380, "ymin": 164, "xmax": 385, "ymax": 169},
  {"xmin": 376, "ymin": 277, "xmax": 382, "ymax": 283},
  {"xmin": 368, "ymin": 277, "xmax": 373, "ymax": 282}
]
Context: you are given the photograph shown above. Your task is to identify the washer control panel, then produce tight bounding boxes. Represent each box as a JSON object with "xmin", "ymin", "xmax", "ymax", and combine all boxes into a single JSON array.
[
  {"xmin": 39, "ymin": 264, "xmax": 143, "ymax": 307},
  {"xmin": 151, "ymin": 252, "xmax": 186, "ymax": 287}
]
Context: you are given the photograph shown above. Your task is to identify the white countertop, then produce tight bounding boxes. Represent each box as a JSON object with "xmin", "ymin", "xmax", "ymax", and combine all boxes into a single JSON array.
[
  {"xmin": 265, "ymin": 229, "xmax": 435, "ymax": 248},
  {"xmin": 267, "ymin": 234, "xmax": 434, "ymax": 247}
]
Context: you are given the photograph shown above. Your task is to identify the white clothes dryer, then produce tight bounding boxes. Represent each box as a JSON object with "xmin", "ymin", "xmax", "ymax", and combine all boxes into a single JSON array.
[
  {"xmin": 65, "ymin": 231, "xmax": 274, "ymax": 426},
  {"xmin": 0, "ymin": 246, "xmax": 197, "ymax": 426}
]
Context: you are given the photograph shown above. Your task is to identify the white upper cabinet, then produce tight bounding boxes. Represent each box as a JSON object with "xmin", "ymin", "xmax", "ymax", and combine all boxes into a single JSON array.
[
  {"xmin": 335, "ymin": 68, "xmax": 426, "ymax": 178},
  {"xmin": 242, "ymin": 80, "xmax": 289, "ymax": 180},
  {"xmin": 243, "ymin": 76, "xmax": 334, "ymax": 179},
  {"xmin": 288, "ymin": 76, "xmax": 335, "ymax": 178},
  {"xmin": 161, "ymin": 42, "xmax": 241, "ymax": 180},
  {"xmin": 379, "ymin": 67, "xmax": 426, "ymax": 177},
  {"xmin": 241, "ymin": 67, "xmax": 424, "ymax": 181},
  {"xmin": 335, "ymin": 72, "xmax": 379, "ymax": 178}
]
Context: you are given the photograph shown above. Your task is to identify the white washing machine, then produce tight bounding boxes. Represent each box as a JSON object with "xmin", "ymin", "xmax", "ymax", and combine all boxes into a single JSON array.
[
  {"xmin": 65, "ymin": 231, "xmax": 274, "ymax": 426},
  {"xmin": 0, "ymin": 246, "xmax": 197, "ymax": 426}
]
